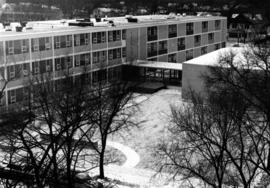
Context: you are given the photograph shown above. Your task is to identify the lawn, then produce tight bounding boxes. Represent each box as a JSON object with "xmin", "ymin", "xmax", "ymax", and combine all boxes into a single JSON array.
[{"xmin": 110, "ymin": 87, "xmax": 183, "ymax": 170}]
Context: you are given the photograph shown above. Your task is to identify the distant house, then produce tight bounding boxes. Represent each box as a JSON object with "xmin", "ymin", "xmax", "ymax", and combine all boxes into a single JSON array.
[
  {"xmin": 0, "ymin": 2, "xmax": 63, "ymax": 22},
  {"xmin": 228, "ymin": 13, "xmax": 266, "ymax": 43}
]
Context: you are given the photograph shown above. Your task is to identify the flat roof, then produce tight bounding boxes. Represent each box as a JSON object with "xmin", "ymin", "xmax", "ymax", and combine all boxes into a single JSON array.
[
  {"xmin": 131, "ymin": 60, "xmax": 182, "ymax": 70},
  {"xmin": 0, "ymin": 14, "xmax": 226, "ymax": 40},
  {"xmin": 184, "ymin": 47, "xmax": 245, "ymax": 66}
]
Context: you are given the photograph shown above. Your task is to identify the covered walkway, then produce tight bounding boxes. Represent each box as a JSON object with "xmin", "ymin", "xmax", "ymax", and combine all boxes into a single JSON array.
[{"xmin": 123, "ymin": 60, "xmax": 182, "ymax": 86}]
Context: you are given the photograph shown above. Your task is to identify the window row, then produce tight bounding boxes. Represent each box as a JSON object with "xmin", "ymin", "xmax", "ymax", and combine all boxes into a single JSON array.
[
  {"xmin": 147, "ymin": 20, "xmax": 222, "ymax": 41},
  {"xmin": 7, "ymin": 66, "xmax": 122, "ymax": 105}
]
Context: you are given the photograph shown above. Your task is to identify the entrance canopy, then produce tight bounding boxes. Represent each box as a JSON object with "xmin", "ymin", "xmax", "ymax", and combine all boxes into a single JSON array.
[{"xmin": 131, "ymin": 60, "xmax": 182, "ymax": 71}]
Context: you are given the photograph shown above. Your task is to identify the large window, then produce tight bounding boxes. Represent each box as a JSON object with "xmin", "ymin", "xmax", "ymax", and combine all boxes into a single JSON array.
[
  {"xmin": 6, "ymin": 40, "xmax": 29, "ymax": 55},
  {"xmin": 147, "ymin": 26, "xmax": 158, "ymax": 41},
  {"xmin": 168, "ymin": 53, "xmax": 177, "ymax": 63},
  {"xmin": 177, "ymin": 38, "xmax": 185, "ymax": 51},
  {"xmin": 186, "ymin": 49, "xmax": 193, "ymax": 61},
  {"xmin": 55, "ymin": 56, "xmax": 73, "ymax": 71},
  {"xmin": 108, "ymin": 30, "xmax": 121, "ymax": 42},
  {"xmin": 74, "ymin": 33, "xmax": 89, "ymax": 46},
  {"xmin": 122, "ymin": 29, "xmax": 126, "ymax": 40},
  {"xmin": 186, "ymin": 23, "xmax": 194, "ymax": 35},
  {"xmin": 194, "ymin": 35, "xmax": 201, "ymax": 47},
  {"xmin": 54, "ymin": 35, "xmax": 72, "ymax": 49},
  {"xmin": 75, "ymin": 53, "xmax": 91, "ymax": 67},
  {"xmin": 108, "ymin": 48, "xmax": 121, "ymax": 60},
  {"xmin": 31, "ymin": 37, "xmax": 52, "ymax": 52},
  {"xmin": 93, "ymin": 50, "xmax": 107, "ymax": 64},
  {"xmin": 215, "ymin": 20, "xmax": 221, "ymax": 30},
  {"xmin": 92, "ymin": 32, "xmax": 106, "ymax": 44},
  {"xmin": 158, "ymin": 40, "xmax": 168, "ymax": 55},
  {"xmin": 168, "ymin": 24, "xmax": 177, "ymax": 38},
  {"xmin": 201, "ymin": 46, "xmax": 207, "ymax": 55},
  {"xmin": 202, "ymin": 21, "xmax": 208, "ymax": 32},
  {"xmin": 147, "ymin": 42, "xmax": 157, "ymax": 57},
  {"xmin": 208, "ymin": 33, "xmax": 214, "ymax": 43}
]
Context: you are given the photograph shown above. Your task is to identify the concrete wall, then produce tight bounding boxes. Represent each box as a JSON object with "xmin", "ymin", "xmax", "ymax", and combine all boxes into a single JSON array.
[{"xmin": 182, "ymin": 63, "xmax": 209, "ymax": 100}]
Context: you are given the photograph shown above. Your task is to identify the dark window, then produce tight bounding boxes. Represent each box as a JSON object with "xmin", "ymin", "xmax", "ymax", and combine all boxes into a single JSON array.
[
  {"xmin": 158, "ymin": 40, "xmax": 168, "ymax": 55},
  {"xmin": 177, "ymin": 38, "xmax": 185, "ymax": 51},
  {"xmin": 215, "ymin": 20, "xmax": 221, "ymax": 30},
  {"xmin": 194, "ymin": 35, "xmax": 201, "ymax": 47},
  {"xmin": 108, "ymin": 48, "xmax": 121, "ymax": 60},
  {"xmin": 122, "ymin": 47, "xmax": 126, "ymax": 58},
  {"xmin": 168, "ymin": 53, "xmax": 177, "ymax": 63},
  {"xmin": 215, "ymin": 43, "xmax": 220, "ymax": 50},
  {"xmin": 208, "ymin": 33, "xmax": 214, "ymax": 43},
  {"xmin": 168, "ymin": 24, "xmax": 177, "ymax": 38},
  {"xmin": 147, "ymin": 42, "xmax": 157, "ymax": 57},
  {"xmin": 147, "ymin": 27, "xmax": 158, "ymax": 41},
  {"xmin": 122, "ymin": 29, "xmax": 126, "ymax": 40},
  {"xmin": 108, "ymin": 30, "xmax": 121, "ymax": 42},
  {"xmin": 74, "ymin": 33, "xmax": 89, "ymax": 46},
  {"xmin": 93, "ymin": 50, "xmax": 107, "ymax": 64},
  {"xmin": 92, "ymin": 32, "xmax": 106, "ymax": 44},
  {"xmin": 186, "ymin": 23, "xmax": 194, "ymax": 35},
  {"xmin": 201, "ymin": 46, "xmax": 207, "ymax": 55},
  {"xmin": 202, "ymin": 21, "xmax": 208, "ymax": 32},
  {"xmin": 186, "ymin": 50, "xmax": 193, "ymax": 61},
  {"xmin": 221, "ymin": 42, "xmax": 226, "ymax": 48}
]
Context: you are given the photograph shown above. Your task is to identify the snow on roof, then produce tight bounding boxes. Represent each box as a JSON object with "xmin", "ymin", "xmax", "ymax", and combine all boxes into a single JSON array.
[
  {"xmin": 184, "ymin": 47, "xmax": 269, "ymax": 70},
  {"xmin": 134, "ymin": 60, "xmax": 182, "ymax": 70},
  {"xmin": 184, "ymin": 47, "xmax": 246, "ymax": 66}
]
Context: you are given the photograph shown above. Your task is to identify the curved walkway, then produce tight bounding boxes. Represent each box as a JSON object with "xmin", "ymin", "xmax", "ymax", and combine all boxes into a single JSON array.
[{"xmin": 107, "ymin": 141, "xmax": 140, "ymax": 168}]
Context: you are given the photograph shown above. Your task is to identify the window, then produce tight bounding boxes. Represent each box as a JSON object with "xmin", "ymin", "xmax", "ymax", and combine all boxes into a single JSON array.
[
  {"xmin": 75, "ymin": 34, "xmax": 80, "ymax": 46},
  {"xmin": 122, "ymin": 30, "xmax": 126, "ymax": 40},
  {"xmin": 108, "ymin": 30, "xmax": 121, "ymax": 42},
  {"xmin": 55, "ymin": 58, "xmax": 61, "ymax": 70},
  {"xmin": 93, "ymin": 52, "xmax": 98, "ymax": 63},
  {"xmin": 186, "ymin": 23, "xmax": 194, "ymax": 35},
  {"xmin": 33, "ymin": 38, "xmax": 39, "ymax": 52},
  {"xmin": 147, "ymin": 27, "xmax": 158, "ymax": 41},
  {"xmin": 194, "ymin": 35, "xmax": 201, "ymax": 46},
  {"xmin": 158, "ymin": 40, "xmax": 168, "ymax": 55},
  {"xmin": 201, "ymin": 46, "xmax": 207, "ymax": 55},
  {"xmin": 55, "ymin": 36, "xmax": 60, "ymax": 49},
  {"xmin": 46, "ymin": 60, "xmax": 51, "ymax": 72},
  {"xmin": 186, "ymin": 50, "xmax": 193, "ymax": 61},
  {"xmin": 10, "ymin": 90, "xmax": 16, "ymax": 104},
  {"xmin": 122, "ymin": 47, "xmax": 126, "ymax": 58},
  {"xmin": 9, "ymin": 65, "xmax": 15, "ymax": 80},
  {"xmin": 21, "ymin": 39, "xmax": 27, "ymax": 53},
  {"xmin": 147, "ymin": 42, "xmax": 158, "ymax": 57},
  {"xmin": 221, "ymin": 42, "xmax": 226, "ymax": 48},
  {"xmin": 177, "ymin": 38, "xmax": 185, "ymax": 51},
  {"xmin": 215, "ymin": 20, "xmax": 221, "ymax": 30},
  {"xmin": 202, "ymin": 21, "xmax": 208, "ymax": 32},
  {"xmin": 23, "ymin": 64, "xmax": 29, "ymax": 76},
  {"xmin": 33, "ymin": 61, "xmax": 40, "ymax": 74},
  {"xmin": 108, "ymin": 48, "xmax": 121, "ymax": 61},
  {"xmin": 215, "ymin": 43, "xmax": 220, "ymax": 50},
  {"xmin": 168, "ymin": 24, "xmax": 177, "ymax": 38},
  {"xmin": 45, "ymin": 37, "xmax": 51, "ymax": 50},
  {"xmin": 168, "ymin": 53, "xmax": 177, "ymax": 63},
  {"xmin": 84, "ymin": 34, "xmax": 89, "ymax": 45},
  {"xmin": 66, "ymin": 35, "xmax": 72, "ymax": 47},
  {"xmin": 208, "ymin": 33, "xmax": 214, "ymax": 43},
  {"xmin": 85, "ymin": 54, "xmax": 90, "ymax": 65},
  {"xmin": 75, "ymin": 55, "xmax": 80, "ymax": 67},
  {"xmin": 92, "ymin": 32, "xmax": 106, "ymax": 44},
  {"xmin": 7, "ymin": 41, "xmax": 14, "ymax": 55}
]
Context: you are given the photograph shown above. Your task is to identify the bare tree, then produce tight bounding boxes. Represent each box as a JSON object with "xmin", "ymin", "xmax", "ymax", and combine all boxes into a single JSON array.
[
  {"xmin": 87, "ymin": 81, "xmax": 137, "ymax": 179},
  {"xmin": 155, "ymin": 87, "xmax": 262, "ymax": 188}
]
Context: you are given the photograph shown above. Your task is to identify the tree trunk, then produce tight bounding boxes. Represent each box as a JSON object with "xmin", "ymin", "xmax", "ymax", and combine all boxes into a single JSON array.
[{"xmin": 99, "ymin": 151, "xmax": 105, "ymax": 179}]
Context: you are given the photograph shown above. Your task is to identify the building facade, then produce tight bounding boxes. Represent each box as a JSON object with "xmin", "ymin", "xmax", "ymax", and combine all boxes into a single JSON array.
[{"xmin": 0, "ymin": 15, "xmax": 227, "ymax": 109}]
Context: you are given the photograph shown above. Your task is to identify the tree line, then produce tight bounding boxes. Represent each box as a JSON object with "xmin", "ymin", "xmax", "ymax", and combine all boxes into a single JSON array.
[{"xmin": 0, "ymin": 68, "xmax": 139, "ymax": 188}]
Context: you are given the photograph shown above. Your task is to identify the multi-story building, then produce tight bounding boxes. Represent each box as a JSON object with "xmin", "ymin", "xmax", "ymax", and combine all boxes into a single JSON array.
[{"xmin": 0, "ymin": 15, "xmax": 227, "ymax": 109}]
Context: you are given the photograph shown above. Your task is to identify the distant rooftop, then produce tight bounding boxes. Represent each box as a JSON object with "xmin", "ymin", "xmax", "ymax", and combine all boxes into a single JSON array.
[{"xmin": 0, "ymin": 14, "xmax": 225, "ymax": 39}]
